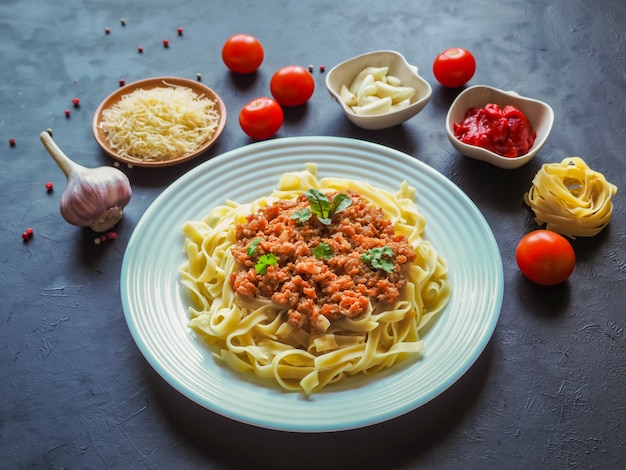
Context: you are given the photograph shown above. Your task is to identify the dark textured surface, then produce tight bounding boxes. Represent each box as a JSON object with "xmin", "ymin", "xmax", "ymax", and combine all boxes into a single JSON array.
[{"xmin": 1, "ymin": 0, "xmax": 625, "ymax": 468}]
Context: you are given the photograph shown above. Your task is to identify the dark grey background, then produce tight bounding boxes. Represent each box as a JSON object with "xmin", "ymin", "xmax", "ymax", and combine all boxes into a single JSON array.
[{"xmin": 1, "ymin": 0, "xmax": 624, "ymax": 468}]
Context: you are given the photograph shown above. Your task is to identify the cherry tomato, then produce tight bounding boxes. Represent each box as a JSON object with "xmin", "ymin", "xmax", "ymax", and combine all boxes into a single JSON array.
[
  {"xmin": 270, "ymin": 65, "xmax": 315, "ymax": 107},
  {"xmin": 515, "ymin": 230, "xmax": 576, "ymax": 286},
  {"xmin": 239, "ymin": 97, "xmax": 283, "ymax": 140},
  {"xmin": 432, "ymin": 48, "xmax": 476, "ymax": 88},
  {"xmin": 221, "ymin": 34, "xmax": 264, "ymax": 74}
]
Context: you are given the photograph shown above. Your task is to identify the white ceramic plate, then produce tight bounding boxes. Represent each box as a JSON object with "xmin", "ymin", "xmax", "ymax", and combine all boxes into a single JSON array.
[{"xmin": 121, "ymin": 136, "xmax": 503, "ymax": 432}]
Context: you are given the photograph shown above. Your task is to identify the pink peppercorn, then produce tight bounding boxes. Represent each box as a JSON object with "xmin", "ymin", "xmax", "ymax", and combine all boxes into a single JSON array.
[
  {"xmin": 9, "ymin": 138, "xmax": 16, "ymax": 147},
  {"xmin": 22, "ymin": 228, "xmax": 34, "ymax": 241},
  {"xmin": 105, "ymin": 27, "xmax": 111, "ymax": 34},
  {"xmin": 64, "ymin": 109, "xmax": 71, "ymax": 118},
  {"xmin": 177, "ymin": 27, "xmax": 183, "ymax": 36},
  {"xmin": 45, "ymin": 181, "xmax": 54, "ymax": 191},
  {"xmin": 72, "ymin": 97, "xmax": 80, "ymax": 107},
  {"xmin": 163, "ymin": 39, "xmax": 169, "ymax": 48},
  {"xmin": 138, "ymin": 46, "xmax": 143, "ymax": 53},
  {"xmin": 107, "ymin": 231, "xmax": 118, "ymax": 240},
  {"xmin": 320, "ymin": 65, "xmax": 326, "ymax": 72},
  {"xmin": 119, "ymin": 79, "xmax": 126, "ymax": 86}
]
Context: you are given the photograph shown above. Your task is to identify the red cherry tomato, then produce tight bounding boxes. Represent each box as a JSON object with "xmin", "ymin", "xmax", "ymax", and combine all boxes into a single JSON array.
[
  {"xmin": 432, "ymin": 48, "xmax": 476, "ymax": 88},
  {"xmin": 515, "ymin": 230, "xmax": 576, "ymax": 286},
  {"xmin": 221, "ymin": 34, "xmax": 264, "ymax": 74},
  {"xmin": 239, "ymin": 97, "xmax": 283, "ymax": 140},
  {"xmin": 270, "ymin": 65, "xmax": 315, "ymax": 107}
]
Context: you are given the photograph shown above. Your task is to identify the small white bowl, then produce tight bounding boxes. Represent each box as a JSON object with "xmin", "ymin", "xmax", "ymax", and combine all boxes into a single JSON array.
[
  {"xmin": 446, "ymin": 85, "xmax": 554, "ymax": 169},
  {"xmin": 325, "ymin": 50, "xmax": 432, "ymax": 130}
]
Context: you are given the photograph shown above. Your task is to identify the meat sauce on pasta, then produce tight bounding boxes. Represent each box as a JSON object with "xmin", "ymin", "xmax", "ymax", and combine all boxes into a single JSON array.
[{"xmin": 230, "ymin": 192, "xmax": 417, "ymax": 332}]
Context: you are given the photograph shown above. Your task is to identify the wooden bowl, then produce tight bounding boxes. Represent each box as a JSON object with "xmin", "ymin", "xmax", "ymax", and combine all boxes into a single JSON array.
[{"xmin": 92, "ymin": 77, "xmax": 227, "ymax": 167}]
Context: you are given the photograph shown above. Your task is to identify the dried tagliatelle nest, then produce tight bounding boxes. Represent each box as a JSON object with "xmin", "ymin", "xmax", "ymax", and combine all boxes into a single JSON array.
[{"xmin": 524, "ymin": 157, "xmax": 618, "ymax": 237}]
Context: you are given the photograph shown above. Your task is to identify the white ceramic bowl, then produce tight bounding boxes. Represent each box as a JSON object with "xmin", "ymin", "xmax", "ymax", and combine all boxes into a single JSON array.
[
  {"xmin": 446, "ymin": 85, "xmax": 554, "ymax": 169},
  {"xmin": 325, "ymin": 50, "xmax": 432, "ymax": 130}
]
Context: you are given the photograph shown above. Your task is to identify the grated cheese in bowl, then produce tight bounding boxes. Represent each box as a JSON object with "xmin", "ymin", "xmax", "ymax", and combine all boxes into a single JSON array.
[{"xmin": 98, "ymin": 82, "xmax": 221, "ymax": 162}]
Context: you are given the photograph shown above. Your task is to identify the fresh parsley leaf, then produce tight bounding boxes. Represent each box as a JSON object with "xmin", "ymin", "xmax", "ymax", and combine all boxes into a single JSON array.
[
  {"xmin": 305, "ymin": 188, "xmax": 332, "ymax": 224},
  {"xmin": 304, "ymin": 188, "xmax": 352, "ymax": 225},
  {"xmin": 290, "ymin": 208, "xmax": 312, "ymax": 224},
  {"xmin": 329, "ymin": 193, "xmax": 352, "ymax": 215},
  {"xmin": 246, "ymin": 238, "xmax": 262, "ymax": 257},
  {"xmin": 361, "ymin": 246, "xmax": 395, "ymax": 273},
  {"xmin": 255, "ymin": 253, "xmax": 277, "ymax": 275},
  {"xmin": 313, "ymin": 241, "xmax": 334, "ymax": 260},
  {"xmin": 372, "ymin": 257, "xmax": 395, "ymax": 273}
]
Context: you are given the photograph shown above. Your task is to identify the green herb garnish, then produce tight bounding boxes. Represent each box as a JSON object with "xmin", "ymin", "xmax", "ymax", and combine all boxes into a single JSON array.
[
  {"xmin": 247, "ymin": 238, "xmax": 263, "ymax": 257},
  {"xmin": 361, "ymin": 246, "xmax": 395, "ymax": 273},
  {"xmin": 313, "ymin": 241, "xmax": 334, "ymax": 260},
  {"xmin": 305, "ymin": 189, "xmax": 352, "ymax": 225},
  {"xmin": 290, "ymin": 208, "xmax": 312, "ymax": 224},
  {"xmin": 255, "ymin": 253, "xmax": 278, "ymax": 275}
]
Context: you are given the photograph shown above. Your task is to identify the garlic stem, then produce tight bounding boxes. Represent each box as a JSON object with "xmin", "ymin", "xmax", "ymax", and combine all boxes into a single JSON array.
[{"xmin": 39, "ymin": 131, "xmax": 85, "ymax": 179}]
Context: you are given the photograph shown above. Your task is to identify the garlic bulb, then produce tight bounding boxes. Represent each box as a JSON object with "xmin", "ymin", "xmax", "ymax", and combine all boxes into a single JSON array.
[{"xmin": 40, "ymin": 131, "xmax": 132, "ymax": 232}]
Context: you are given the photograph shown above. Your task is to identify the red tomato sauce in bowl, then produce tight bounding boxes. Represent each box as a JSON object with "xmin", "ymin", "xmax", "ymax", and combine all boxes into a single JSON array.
[{"xmin": 453, "ymin": 103, "xmax": 536, "ymax": 158}]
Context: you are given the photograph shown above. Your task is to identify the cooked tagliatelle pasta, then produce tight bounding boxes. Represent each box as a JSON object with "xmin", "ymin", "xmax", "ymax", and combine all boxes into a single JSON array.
[
  {"xmin": 524, "ymin": 157, "xmax": 618, "ymax": 237},
  {"xmin": 180, "ymin": 164, "xmax": 451, "ymax": 394}
]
